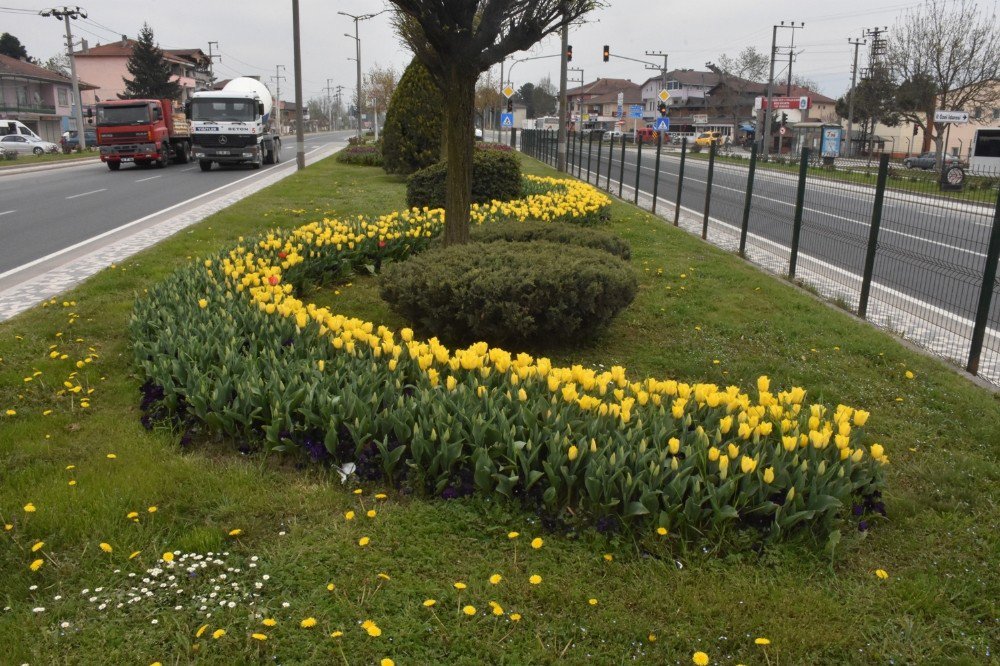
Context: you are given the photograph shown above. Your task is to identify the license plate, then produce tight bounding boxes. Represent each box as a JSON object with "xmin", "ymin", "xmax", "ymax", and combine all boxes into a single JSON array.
[
  {"xmin": 121, "ymin": 157, "xmax": 134, "ymax": 162},
  {"xmin": 216, "ymin": 150, "xmax": 230, "ymax": 155}
]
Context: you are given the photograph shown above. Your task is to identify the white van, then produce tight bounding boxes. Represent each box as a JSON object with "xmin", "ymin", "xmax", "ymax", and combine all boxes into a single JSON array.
[{"xmin": 0, "ymin": 120, "xmax": 41, "ymax": 140}]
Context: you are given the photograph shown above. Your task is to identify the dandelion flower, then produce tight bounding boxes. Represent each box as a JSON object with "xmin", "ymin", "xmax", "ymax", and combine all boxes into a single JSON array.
[
  {"xmin": 344, "ymin": 511, "xmax": 355, "ymax": 521},
  {"xmin": 529, "ymin": 574, "xmax": 542, "ymax": 585},
  {"xmin": 358, "ymin": 536, "xmax": 370, "ymax": 547},
  {"xmin": 361, "ymin": 619, "xmax": 382, "ymax": 637},
  {"xmin": 196, "ymin": 624, "xmax": 208, "ymax": 638},
  {"xmin": 875, "ymin": 569, "xmax": 889, "ymax": 580},
  {"xmin": 366, "ymin": 510, "xmax": 377, "ymax": 518},
  {"xmin": 377, "ymin": 573, "xmax": 390, "ymax": 581},
  {"xmin": 106, "ymin": 454, "xmax": 117, "ymax": 459},
  {"xmin": 381, "ymin": 659, "xmax": 395, "ymax": 666},
  {"xmin": 126, "ymin": 511, "xmax": 139, "ymax": 519},
  {"xmin": 228, "ymin": 529, "xmax": 242, "ymax": 536},
  {"xmin": 353, "ymin": 488, "xmax": 363, "ymax": 495},
  {"xmin": 462, "ymin": 605, "xmax": 477, "ymax": 616},
  {"xmin": 262, "ymin": 618, "xmax": 277, "ymax": 626},
  {"xmin": 300, "ymin": 617, "xmax": 317, "ymax": 628},
  {"xmin": 423, "ymin": 599, "xmax": 437, "ymax": 607},
  {"xmin": 375, "ymin": 493, "xmax": 387, "ymax": 500},
  {"xmin": 129, "ymin": 551, "xmax": 141, "ymax": 559},
  {"xmin": 212, "ymin": 629, "xmax": 225, "ymax": 639},
  {"xmin": 603, "ymin": 554, "xmax": 613, "ymax": 562},
  {"xmin": 905, "ymin": 370, "xmax": 914, "ymax": 379},
  {"xmin": 99, "ymin": 542, "xmax": 113, "ymax": 553},
  {"xmin": 32, "ymin": 541, "xmax": 44, "ymax": 552},
  {"xmin": 531, "ymin": 537, "xmax": 543, "ymax": 549},
  {"xmin": 251, "ymin": 633, "xmax": 267, "ymax": 641},
  {"xmin": 330, "ymin": 630, "xmax": 343, "ymax": 638},
  {"xmin": 693, "ymin": 651, "xmax": 709, "ymax": 665},
  {"xmin": 507, "ymin": 531, "xmax": 519, "ymax": 539},
  {"xmin": 755, "ymin": 637, "xmax": 771, "ymax": 645},
  {"xmin": 162, "ymin": 552, "xmax": 174, "ymax": 562},
  {"xmin": 453, "ymin": 581, "xmax": 467, "ymax": 590},
  {"xmin": 147, "ymin": 506, "xmax": 157, "ymax": 513},
  {"xmin": 23, "ymin": 503, "xmax": 36, "ymax": 513},
  {"xmin": 588, "ymin": 598, "xmax": 598, "ymax": 606},
  {"xmin": 656, "ymin": 527, "xmax": 668, "ymax": 536},
  {"xmin": 489, "ymin": 574, "xmax": 502, "ymax": 585},
  {"xmin": 30, "ymin": 559, "xmax": 44, "ymax": 572},
  {"xmin": 327, "ymin": 583, "xmax": 336, "ymax": 591},
  {"xmin": 509, "ymin": 613, "xmax": 522, "ymax": 622}
]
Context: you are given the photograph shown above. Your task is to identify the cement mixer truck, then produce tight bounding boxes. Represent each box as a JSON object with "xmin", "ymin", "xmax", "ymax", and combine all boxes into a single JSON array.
[{"xmin": 187, "ymin": 77, "xmax": 281, "ymax": 171}]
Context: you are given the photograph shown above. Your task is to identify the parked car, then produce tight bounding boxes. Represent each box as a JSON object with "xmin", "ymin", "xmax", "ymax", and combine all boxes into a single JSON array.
[
  {"xmin": 0, "ymin": 134, "xmax": 60, "ymax": 155},
  {"xmin": 605, "ymin": 129, "xmax": 627, "ymax": 142},
  {"xmin": 694, "ymin": 130, "xmax": 724, "ymax": 146},
  {"xmin": 902, "ymin": 151, "xmax": 962, "ymax": 170},
  {"xmin": 61, "ymin": 129, "xmax": 98, "ymax": 152}
]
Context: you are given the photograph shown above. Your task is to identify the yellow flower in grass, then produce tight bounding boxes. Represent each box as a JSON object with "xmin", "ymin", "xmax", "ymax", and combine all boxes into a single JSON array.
[
  {"xmin": 262, "ymin": 618, "xmax": 277, "ymax": 626},
  {"xmin": 228, "ymin": 529, "xmax": 242, "ymax": 536},
  {"xmin": 361, "ymin": 619, "xmax": 382, "ymax": 636},
  {"xmin": 23, "ymin": 503, "xmax": 36, "ymax": 513},
  {"xmin": 422, "ymin": 599, "xmax": 436, "ymax": 607},
  {"xmin": 147, "ymin": 506, "xmax": 157, "ymax": 513},
  {"xmin": 211, "ymin": 629, "xmax": 226, "ymax": 639},
  {"xmin": 129, "ymin": 550, "xmax": 141, "ymax": 559},
  {"xmin": 509, "ymin": 612, "xmax": 522, "ymax": 622},
  {"xmin": 507, "ymin": 531, "xmax": 519, "ymax": 539},
  {"xmin": 381, "ymin": 660, "xmax": 395, "ymax": 666},
  {"xmin": 126, "ymin": 511, "xmax": 139, "ymax": 520},
  {"xmin": 656, "ymin": 527, "xmax": 668, "ymax": 536},
  {"xmin": 453, "ymin": 581, "xmax": 467, "ymax": 590},
  {"xmin": 531, "ymin": 537, "xmax": 543, "ymax": 549},
  {"xmin": 300, "ymin": 617, "xmax": 317, "ymax": 628},
  {"xmin": 529, "ymin": 574, "xmax": 542, "ymax": 585},
  {"xmin": 30, "ymin": 559, "xmax": 44, "ymax": 572},
  {"xmin": 358, "ymin": 536, "xmax": 370, "ymax": 547},
  {"xmin": 162, "ymin": 552, "xmax": 174, "ymax": 562},
  {"xmin": 489, "ymin": 573, "xmax": 502, "ymax": 585},
  {"xmin": 755, "ymin": 637, "xmax": 771, "ymax": 645},
  {"xmin": 603, "ymin": 553, "xmax": 613, "ymax": 562},
  {"xmin": 344, "ymin": 510, "xmax": 355, "ymax": 521},
  {"xmin": 588, "ymin": 598, "xmax": 598, "ymax": 606},
  {"xmin": 875, "ymin": 569, "xmax": 889, "ymax": 580},
  {"xmin": 462, "ymin": 605, "xmax": 477, "ymax": 616},
  {"xmin": 367, "ymin": 509, "xmax": 377, "ymax": 518},
  {"xmin": 198, "ymin": 299, "xmax": 208, "ymax": 309},
  {"xmin": 693, "ymin": 652, "xmax": 710, "ymax": 666},
  {"xmin": 330, "ymin": 630, "xmax": 343, "ymax": 638},
  {"xmin": 99, "ymin": 542, "xmax": 113, "ymax": 553},
  {"xmin": 251, "ymin": 633, "xmax": 268, "ymax": 641},
  {"xmin": 32, "ymin": 541, "xmax": 44, "ymax": 552}
]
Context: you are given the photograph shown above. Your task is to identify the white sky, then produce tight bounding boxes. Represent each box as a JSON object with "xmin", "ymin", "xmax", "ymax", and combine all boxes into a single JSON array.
[{"xmin": 1, "ymin": 0, "xmax": 930, "ymax": 103}]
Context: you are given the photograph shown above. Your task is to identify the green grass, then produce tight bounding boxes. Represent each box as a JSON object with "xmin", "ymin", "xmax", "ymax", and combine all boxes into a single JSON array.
[
  {"xmin": 0, "ymin": 149, "xmax": 98, "ymax": 170},
  {"xmin": 1, "ymin": 155, "xmax": 998, "ymax": 665}
]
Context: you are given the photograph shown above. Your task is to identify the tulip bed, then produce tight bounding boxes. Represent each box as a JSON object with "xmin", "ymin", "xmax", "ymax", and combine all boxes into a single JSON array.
[{"xmin": 131, "ymin": 175, "xmax": 887, "ymax": 545}]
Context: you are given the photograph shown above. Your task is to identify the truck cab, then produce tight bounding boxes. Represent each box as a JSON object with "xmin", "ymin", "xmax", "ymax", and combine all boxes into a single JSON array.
[
  {"xmin": 96, "ymin": 99, "xmax": 192, "ymax": 171},
  {"xmin": 187, "ymin": 81, "xmax": 280, "ymax": 171}
]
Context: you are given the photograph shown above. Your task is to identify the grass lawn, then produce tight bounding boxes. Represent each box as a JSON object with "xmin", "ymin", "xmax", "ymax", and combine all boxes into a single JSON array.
[
  {"xmin": 1, "ymin": 153, "xmax": 998, "ymax": 665},
  {"xmin": 0, "ymin": 150, "xmax": 98, "ymax": 170}
]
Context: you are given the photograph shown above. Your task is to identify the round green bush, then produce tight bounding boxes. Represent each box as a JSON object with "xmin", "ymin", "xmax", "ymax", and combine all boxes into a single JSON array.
[
  {"xmin": 379, "ymin": 241, "xmax": 637, "ymax": 346},
  {"xmin": 335, "ymin": 145, "xmax": 383, "ymax": 167},
  {"xmin": 468, "ymin": 220, "xmax": 631, "ymax": 260},
  {"xmin": 406, "ymin": 145, "xmax": 522, "ymax": 209},
  {"xmin": 381, "ymin": 59, "xmax": 443, "ymax": 175}
]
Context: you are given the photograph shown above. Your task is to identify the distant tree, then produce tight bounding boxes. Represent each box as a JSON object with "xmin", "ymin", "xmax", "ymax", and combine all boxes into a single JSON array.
[
  {"xmin": 382, "ymin": 58, "xmax": 444, "ymax": 175},
  {"xmin": 514, "ymin": 82, "xmax": 537, "ymax": 117},
  {"xmin": 709, "ymin": 48, "xmax": 768, "ymax": 137},
  {"xmin": 390, "ymin": 0, "xmax": 599, "ymax": 245},
  {"xmin": 717, "ymin": 46, "xmax": 768, "ymax": 83},
  {"xmin": 791, "ymin": 75, "xmax": 819, "ymax": 92},
  {"xmin": 306, "ymin": 98, "xmax": 328, "ymax": 127},
  {"xmin": 0, "ymin": 33, "xmax": 31, "ymax": 61},
  {"xmin": 533, "ymin": 76, "xmax": 558, "ymax": 116},
  {"xmin": 42, "ymin": 52, "xmax": 71, "ymax": 77},
  {"xmin": 889, "ymin": 0, "xmax": 1000, "ymax": 160},
  {"xmin": 835, "ymin": 72, "xmax": 900, "ymax": 154},
  {"xmin": 120, "ymin": 24, "xmax": 181, "ymax": 100},
  {"xmin": 363, "ymin": 64, "xmax": 399, "ymax": 124},
  {"xmin": 474, "ymin": 71, "xmax": 503, "ymax": 131}
]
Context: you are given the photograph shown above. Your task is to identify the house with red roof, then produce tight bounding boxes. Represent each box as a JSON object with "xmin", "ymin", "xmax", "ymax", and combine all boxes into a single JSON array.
[{"xmin": 0, "ymin": 53, "xmax": 98, "ymax": 141}]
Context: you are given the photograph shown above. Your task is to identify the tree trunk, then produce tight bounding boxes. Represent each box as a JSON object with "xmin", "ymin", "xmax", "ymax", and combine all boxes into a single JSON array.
[
  {"xmin": 922, "ymin": 110, "xmax": 934, "ymax": 153},
  {"xmin": 442, "ymin": 65, "xmax": 477, "ymax": 246}
]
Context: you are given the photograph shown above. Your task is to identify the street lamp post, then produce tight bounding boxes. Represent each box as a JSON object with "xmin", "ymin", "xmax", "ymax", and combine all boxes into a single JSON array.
[{"xmin": 338, "ymin": 10, "xmax": 387, "ymax": 141}]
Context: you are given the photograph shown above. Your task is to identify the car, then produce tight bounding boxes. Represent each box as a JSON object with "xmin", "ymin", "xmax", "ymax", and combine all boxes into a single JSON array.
[
  {"xmin": 903, "ymin": 151, "xmax": 962, "ymax": 170},
  {"xmin": 0, "ymin": 134, "xmax": 60, "ymax": 155},
  {"xmin": 634, "ymin": 127, "xmax": 669, "ymax": 143},
  {"xmin": 694, "ymin": 130, "xmax": 724, "ymax": 147},
  {"xmin": 61, "ymin": 129, "xmax": 98, "ymax": 152},
  {"xmin": 605, "ymin": 128, "xmax": 627, "ymax": 141}
]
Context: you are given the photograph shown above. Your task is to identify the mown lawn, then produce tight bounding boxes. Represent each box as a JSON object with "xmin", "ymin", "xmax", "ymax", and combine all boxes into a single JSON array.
[
  {"xmin": 0, "ymin": 149, "xmax": 98, "ymax": 170},
  {"xmin": 1, "ymin": 153, "xmax": 997, "ymax": 665}
]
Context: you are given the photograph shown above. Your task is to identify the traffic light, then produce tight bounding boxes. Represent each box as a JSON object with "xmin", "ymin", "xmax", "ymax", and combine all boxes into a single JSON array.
[
  {"xmin": 780, "ymin": 112, "xmax": 787, "ymax": 126},
  {"xmin": 658, "ymin": 101, "xmax": 667, "ymax": 116},
  {"xmin": 603, "ymin": 45, "xmax": 610, "ymax": 62},
  {"xmin": 567, "ymin": 45, "xmax": 572, "ymax": 62},
  {"xmin": 507, "ymin": 98, "xmax": 513, "ymax": 113}
]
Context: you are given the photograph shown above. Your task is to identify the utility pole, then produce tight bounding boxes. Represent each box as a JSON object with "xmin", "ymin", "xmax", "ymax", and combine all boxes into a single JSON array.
[
  {"xmin": 292, "ymin": 0, "xmax": 305, "ymax": 170},
  {"xmin": 271, "ymin": 65, "xmax": 286, "ymax": 137},
  {"xmin": 762, "ymin": 21, "xmax": 803, "ymax": 159},
  {"xmin": 846, "ymin": 36, "xmax": 866, "ymax": 158},
  {"xmin": 862, "ymin": 26, "xmax": 889, "ymax": 160},
  {"xmin": 324, "ymin": 79, "xmax": 335, "ymax": 131},
  {"xmin": 206, "ymin": 41, "xmax": 221, "ymax": 86},
  {"xmin": 338, "ymin": 10, "xmax": 385, "ymax": 141},
  {"xmin": 40, "ymin": 6, "xmax": 87, "ymax": 151},
  {"xmin": 645, "ymin": 50, "xmax": 669, "ymax": 117},
  {"xmin": 335, "ymin": 85, "xmax": 344, "ymax": 130},
  {"xmin": 557, "ymin": 20, "xmax": 569, "ymax": 171}
]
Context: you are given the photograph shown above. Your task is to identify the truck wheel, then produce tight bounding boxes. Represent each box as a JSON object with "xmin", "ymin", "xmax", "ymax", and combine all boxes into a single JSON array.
[
  {"xmin": 155, "ymin": 145, "xmax": 168, "ymax": 168},
  {"xmin": 174, "ymin": 141, "xmax": 191, "ymax": 164},
  {"xmin": 107, "ymin": 161, "xmax": 120, "ymax": 171},
  {"xmin": 199, "ymin": 160, "xmax": 212, "ymax": 172},
  {"xmin": 250, "ymin": 153, "xmax": 262, "ymax": 169}
]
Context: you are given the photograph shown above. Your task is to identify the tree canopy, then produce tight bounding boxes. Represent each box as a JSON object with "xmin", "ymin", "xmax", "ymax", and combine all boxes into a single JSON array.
[
  {"xmin": 0, "ymin": 33, "xmax": 31, "ymax": 62},
  {"xmin": 120, "ymin": 24, "xmax": 182, "ymax": 101}
]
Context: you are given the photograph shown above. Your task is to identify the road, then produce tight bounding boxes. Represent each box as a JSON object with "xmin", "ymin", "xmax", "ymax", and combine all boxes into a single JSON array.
[
  {"xmin": 560, "ymin": 136, "xmax": 999, "ymax": 328},
  {"xmin": 0, "ymin": 131, "xmax": 350, "ymax": 278}
]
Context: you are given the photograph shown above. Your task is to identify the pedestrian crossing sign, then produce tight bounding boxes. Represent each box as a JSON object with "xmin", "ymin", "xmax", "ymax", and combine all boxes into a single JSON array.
[
  {"xmin": 653, "ymin": 117, "xmax": 670, "ymax": 131},
  {"xmin": 500, "ymin": 113, "xmax": 514, "ymax": 128}
]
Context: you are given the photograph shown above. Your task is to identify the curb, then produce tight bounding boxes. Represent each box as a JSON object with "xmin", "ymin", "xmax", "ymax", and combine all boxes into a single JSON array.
[{"xmin": 0, "ymin": 156, "xmax": 102, "ymax": 176}]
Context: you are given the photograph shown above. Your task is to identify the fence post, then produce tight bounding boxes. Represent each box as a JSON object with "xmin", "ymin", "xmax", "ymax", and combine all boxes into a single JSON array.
[
  {"xmin": 585, "ymin": 131, "xmax": 594, "ymax": 183},
  {"xmin": 511, "ymin": 126, "xmax": 517, "ymax": 150},
  {"xmin": 579, "ymin": 130, "xmax": 585, "ymax": 179},
  {"xmin": 593, "ymin": 132, "xmax": 602, "ymax": 186},
  {"xmin": 674, "ymin": 138, "xmax": 687, "ymax": 226},
  {"xmin": 967, "ymin": 185, "xmax": 1000, "ymax": 374},
  {"xmin": 858, "ymin": 153, "xmax": 891, "ymax": 317},
  {"xmin": 606, "ymin": 134, "xmax": 615, "ymax": 191},
  {"xmin": 739, "ymin": 143, "xmax": 758, "ymax": 257},
  {"xmin": 651, "ymin": 131, "xmax": 663, "ymax": 214},
  {"xmin": 568, "ymin": 130, "xmax": 575, "ymax": 174},
  {"xmin": 788, "ymin": 147, "xmax": 811, "ymax": 279},
  {"xmin": 702, "ymin": 141, "xmax": 717, "ymax": 240},
  {"xmin": 618, "ymin": 135, "xmax": 626, "ymax": 198},
  {"xmin": 634, "ymin": 135, "xmax": 643, "ymax": 205}
]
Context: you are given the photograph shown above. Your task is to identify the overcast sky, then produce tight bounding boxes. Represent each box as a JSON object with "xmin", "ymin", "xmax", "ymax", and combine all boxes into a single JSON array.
[{"xmin": 2, "ymin": 0, "xmax": 928, "ymax": 103}]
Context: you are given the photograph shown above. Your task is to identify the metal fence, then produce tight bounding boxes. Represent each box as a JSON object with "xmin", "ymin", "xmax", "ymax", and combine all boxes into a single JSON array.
[{"xmin": 519, "ymin": 128, "xmax": 1000, "ymax": 387}]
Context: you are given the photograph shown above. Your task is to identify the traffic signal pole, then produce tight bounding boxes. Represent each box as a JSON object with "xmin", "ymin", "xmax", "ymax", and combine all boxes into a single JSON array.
[{"xmin": 557, "ymin": 20, "xmax": 569, "ymax": 172}]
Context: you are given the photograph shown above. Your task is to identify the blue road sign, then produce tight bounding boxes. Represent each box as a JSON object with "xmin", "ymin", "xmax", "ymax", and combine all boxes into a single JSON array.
[
  {"xmin": 653, "ymin": 117, "xmax": 670, "ymax": 131},
  {"xmin": 629, "ymin": 104, "xmax": 643, "ymax": 118},
  {"xmin": 500, "ymin": 113, "xmax": 514, "ymax": 128}
]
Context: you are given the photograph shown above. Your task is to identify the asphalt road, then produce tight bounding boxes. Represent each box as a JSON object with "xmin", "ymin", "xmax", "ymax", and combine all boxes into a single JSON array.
[
  {"xmin": 560, "ymin": 136, "xmax": 999, "ymax": 327},
  {"xmin": 0, "ymin": 131, "xmax": 351, "ymax": 277}
]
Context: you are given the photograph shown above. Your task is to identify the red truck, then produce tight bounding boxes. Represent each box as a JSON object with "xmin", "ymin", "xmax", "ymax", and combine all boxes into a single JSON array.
[{"xmin": 95, "ymin": 98, "xmax": 192, "ymax": 171}]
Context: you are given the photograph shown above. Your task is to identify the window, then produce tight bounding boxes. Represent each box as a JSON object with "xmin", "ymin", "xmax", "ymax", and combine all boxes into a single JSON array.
[
  {"xmin": 57, "ymin": 87, "xmax": 69, "ymax": 106},
  {"xmin": 16, "ymin": 86, "xmax": 28, "ymax": 106},
  {"xmin": 973, "ymin": 107, "xmax": 983, "ymax": 119},
  {"xmin": 992, "ymin": 108, "xmax": 999, "ymax": 121}
]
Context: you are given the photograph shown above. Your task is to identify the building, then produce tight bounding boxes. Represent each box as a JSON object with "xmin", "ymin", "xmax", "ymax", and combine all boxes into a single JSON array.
[
  {"xmin": 565, "ymin": 78, "xmax": 642, "ymax": 130},
  {"xmin": 0, "ymin": 53, "xmax": 98, "ymax": 142},
  {"xmin": 73, "ymin": 38, "xmax": 211, "ymax": 106}
]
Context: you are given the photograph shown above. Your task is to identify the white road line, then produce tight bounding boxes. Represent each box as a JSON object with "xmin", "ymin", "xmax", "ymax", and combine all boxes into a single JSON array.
[
  {"xmin": 65, "ymin": 188, "xmax": 107, "ymax": 200},
  {"xmin": 0, "ymin": 210, "xmax": 14, "ymax": 217},
  {"xmin": 0, "ymin": 165, "xmax": 295, "ymax": 282},
  {"xmin": 135, "ymin": 175, "xmax": 162, "ymax": 182}
]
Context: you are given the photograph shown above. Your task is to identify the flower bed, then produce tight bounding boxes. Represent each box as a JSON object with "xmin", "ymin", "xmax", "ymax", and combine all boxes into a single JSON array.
[{"xmin": 132, "ymin": 176, "xmax": 885, "ymax": 544}]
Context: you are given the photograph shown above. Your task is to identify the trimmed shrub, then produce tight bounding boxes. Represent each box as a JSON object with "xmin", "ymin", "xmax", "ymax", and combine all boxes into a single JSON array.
[
  {"xmin": 406, "ymin": 145, "xmax": 522, "ymax": 209},
  {"xmin": 382, "ymin": 59, "xmax": 443, "ymax": 174},
  {"xmin": 335, "ymin": 145, "xmax": 383, "ymax": 167},
  {"xmin": 468, "ymin": 220, "xmax": 631, "ymax": 260},
  {"xmin": 378, "ymin": 241, "xmax": 637, "ymax": 345}
]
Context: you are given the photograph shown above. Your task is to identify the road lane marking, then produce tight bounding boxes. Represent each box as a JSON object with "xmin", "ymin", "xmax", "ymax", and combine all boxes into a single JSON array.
[
  {"xmin": 0, "ymin": 210, "xmax": 14, "ymax": 217},
  {"xmin": 135, "ymin": 175, "xmax": 162, "ymax": 182},
  {"xmin": 65, "ymin": 188, "xmax": 107, "ymax": 200}
]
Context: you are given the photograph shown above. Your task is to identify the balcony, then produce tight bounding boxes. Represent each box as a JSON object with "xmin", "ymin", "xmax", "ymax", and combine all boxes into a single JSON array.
[{"xmin": 0, "ymin": 102, "xmax": 58, "ymax": 116}]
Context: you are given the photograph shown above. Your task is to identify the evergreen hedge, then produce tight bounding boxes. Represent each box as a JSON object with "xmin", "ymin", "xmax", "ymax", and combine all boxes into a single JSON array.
[
  {"xmin": 381, "ymin": 59, "xmax": 443, "ymax": 175},
  {"xmin": 468, "ymin": 220, "xmax": 631, "ymax": 260},
  {"xmin": 406, "ymin": 145, "xmax": 522, "ymax": 209}
]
